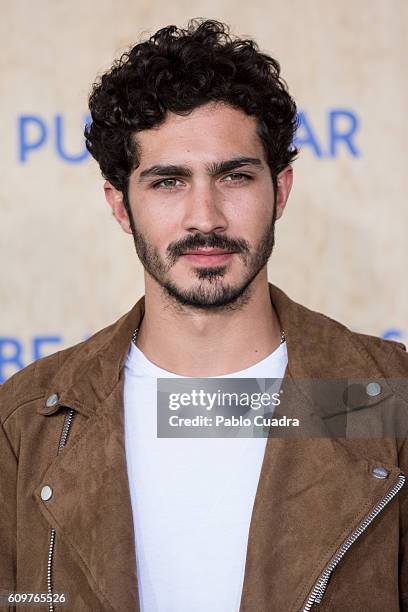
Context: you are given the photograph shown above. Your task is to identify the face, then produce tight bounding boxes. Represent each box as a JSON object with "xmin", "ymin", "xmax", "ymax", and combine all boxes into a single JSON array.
[{"xmin": 105, "ymin": 101, "xmax": 292, "ymax": 310}]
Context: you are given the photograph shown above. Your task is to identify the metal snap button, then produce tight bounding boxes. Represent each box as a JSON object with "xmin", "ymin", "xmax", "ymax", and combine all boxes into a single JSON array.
[
  {"xmin": 372, "ymin": 466, "xmax": 389, "ymax": 479},
  {"xmin": 41, "ymin": 485, "xmax": 53, "ymax": 501},
  {"xmin": 366, "ymin": 382, "xmax": 381, "ymax": 397},
  {"xmin": 46, "ymin": 393, "xmax": 59, "ymax": 408}
]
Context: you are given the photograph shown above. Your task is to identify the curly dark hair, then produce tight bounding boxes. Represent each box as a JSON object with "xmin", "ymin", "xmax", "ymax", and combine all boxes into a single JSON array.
[{"xmin": 85, "ymin": 18, "xmax": 299, "ymax": 213}]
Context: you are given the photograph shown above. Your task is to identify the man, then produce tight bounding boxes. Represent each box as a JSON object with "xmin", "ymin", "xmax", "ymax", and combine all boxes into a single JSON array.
[{"xmin": 1, "ymin": 18, "xmax": 407, "ymax": 612}]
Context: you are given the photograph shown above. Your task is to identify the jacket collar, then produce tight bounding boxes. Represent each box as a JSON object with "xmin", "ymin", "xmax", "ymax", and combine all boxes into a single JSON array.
[{"xmin": 38, "ymin": 281, "xmax": 394, "ymax": 419}]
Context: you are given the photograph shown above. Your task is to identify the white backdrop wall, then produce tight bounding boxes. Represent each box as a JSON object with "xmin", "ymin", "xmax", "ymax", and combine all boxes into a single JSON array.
[{"xmin": 1, "ymin": 0, "xmax": 407, "ymax": 382}]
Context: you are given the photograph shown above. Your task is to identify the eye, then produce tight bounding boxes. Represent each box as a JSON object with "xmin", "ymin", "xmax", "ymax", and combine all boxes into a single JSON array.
[
  {"xmin": 152, "ymin": 178, "xmax": 184, "ymax": 189},
  {"xmin": 222, "ymin": 173, "xmax": 252, "ymax": 183}
]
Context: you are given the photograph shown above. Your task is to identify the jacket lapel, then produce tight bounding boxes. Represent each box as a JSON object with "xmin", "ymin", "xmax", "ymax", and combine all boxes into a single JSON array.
[
  {"xmin": 238, "ymin": 284, "xmax": 404, "ymax": 610},
  {"xmin": 34, "ymin": 297, "xmax": 145, "ymax": 611}
]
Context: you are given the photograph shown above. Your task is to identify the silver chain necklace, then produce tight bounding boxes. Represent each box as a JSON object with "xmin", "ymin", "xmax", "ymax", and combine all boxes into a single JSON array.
[{"xmin": 132, "ymin": 327, "xmax": 285, "ymax": 346}]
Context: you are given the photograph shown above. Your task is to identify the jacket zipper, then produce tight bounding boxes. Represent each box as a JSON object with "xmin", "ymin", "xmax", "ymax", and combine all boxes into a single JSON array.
[
  {"xmin": 47, "ymin": 408, "xmax": 76, "ymax": 612},
  {"xmin": 302, "ymin": 472, "xmax": 405, "ymax": 611}
]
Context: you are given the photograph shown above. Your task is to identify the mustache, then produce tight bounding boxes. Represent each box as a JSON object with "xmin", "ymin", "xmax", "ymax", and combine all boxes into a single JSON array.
[{"xmin": 169, "ymin": 235, "xmax": 250, "ymax": 257}]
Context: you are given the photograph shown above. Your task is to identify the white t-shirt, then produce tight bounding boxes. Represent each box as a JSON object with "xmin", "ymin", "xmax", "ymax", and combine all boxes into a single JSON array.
[{"xmin": 124, "ymin": 338, "xmax": 288, "ymax": 612}]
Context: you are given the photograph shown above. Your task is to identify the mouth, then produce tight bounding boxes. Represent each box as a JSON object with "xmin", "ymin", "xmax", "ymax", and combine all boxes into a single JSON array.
[{"xmin": 181, "ymin": 249, "xmax": 237, "ymax": 265}]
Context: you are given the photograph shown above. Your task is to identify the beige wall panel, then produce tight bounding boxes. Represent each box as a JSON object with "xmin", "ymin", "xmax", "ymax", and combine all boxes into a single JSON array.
[{"xmin": 1, "ymin": 0, "xmax": 407, "ymax": 378}]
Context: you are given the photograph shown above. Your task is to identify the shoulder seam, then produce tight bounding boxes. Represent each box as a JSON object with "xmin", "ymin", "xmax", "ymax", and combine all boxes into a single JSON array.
[{"xmin": 2, "ymin": 394, "xmax": 45, "ymax": 427}]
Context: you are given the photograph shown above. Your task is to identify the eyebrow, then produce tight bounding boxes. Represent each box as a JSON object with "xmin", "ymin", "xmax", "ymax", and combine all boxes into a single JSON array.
[{"xmin": 137, "ymin": 156, "xmax": 264, "ymax": 182}]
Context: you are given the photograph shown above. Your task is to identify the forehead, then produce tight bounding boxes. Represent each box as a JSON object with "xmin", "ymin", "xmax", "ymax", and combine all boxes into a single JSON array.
[{"xmin": 134, "ymin": 102, "xmax": 265, "ymax": 166}]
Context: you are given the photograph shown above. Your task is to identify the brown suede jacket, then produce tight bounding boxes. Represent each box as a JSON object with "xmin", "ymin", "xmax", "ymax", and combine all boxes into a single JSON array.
[{"xmin": 1, "ymin": 282, "xmax": 408, "ymax": 611}]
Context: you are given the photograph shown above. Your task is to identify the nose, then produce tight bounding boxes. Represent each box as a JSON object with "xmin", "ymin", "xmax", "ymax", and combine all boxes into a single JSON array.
[{"xmin": 181, "ymin": 182, "xmax": 228, "ymax": 234}]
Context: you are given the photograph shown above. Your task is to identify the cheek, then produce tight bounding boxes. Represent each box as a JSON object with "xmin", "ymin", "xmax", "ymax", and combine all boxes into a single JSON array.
[
  {"xmin": 226, "ymin": 187, "xmax": 272, "ymax": 227},
  {"xmin": 134, "ymin": 206, "xmax": 180, "ymax": 251},
  {"xmin": 130, "ymin": 190, "xmax": 175, "ymax": 231}
]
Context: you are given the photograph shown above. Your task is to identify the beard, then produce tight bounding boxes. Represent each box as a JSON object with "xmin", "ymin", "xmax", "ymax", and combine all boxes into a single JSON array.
[{"xmin": 127, "ymin": 204, "xmax": 277, "ymax": 312}]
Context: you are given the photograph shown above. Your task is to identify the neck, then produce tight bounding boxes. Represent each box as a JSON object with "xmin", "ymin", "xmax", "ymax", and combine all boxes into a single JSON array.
[{"xmin": 134, "ymin": 271, "xmax": 283, "ymax": 377}]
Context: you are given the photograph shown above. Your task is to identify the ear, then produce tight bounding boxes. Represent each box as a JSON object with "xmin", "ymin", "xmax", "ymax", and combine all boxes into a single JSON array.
[
  {"xmin": 104, "ymin": 181, "xmax": 132, "ymax": 234},
  {"xmin": 275, "ymin": 165, "xmax": 293, "ymax": 221}
]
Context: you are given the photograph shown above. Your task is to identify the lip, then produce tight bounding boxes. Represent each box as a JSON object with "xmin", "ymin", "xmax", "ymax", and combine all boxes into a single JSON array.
[{"xmin": 182, "ymin": 250, "xmax": 236, "ymax": 265}]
